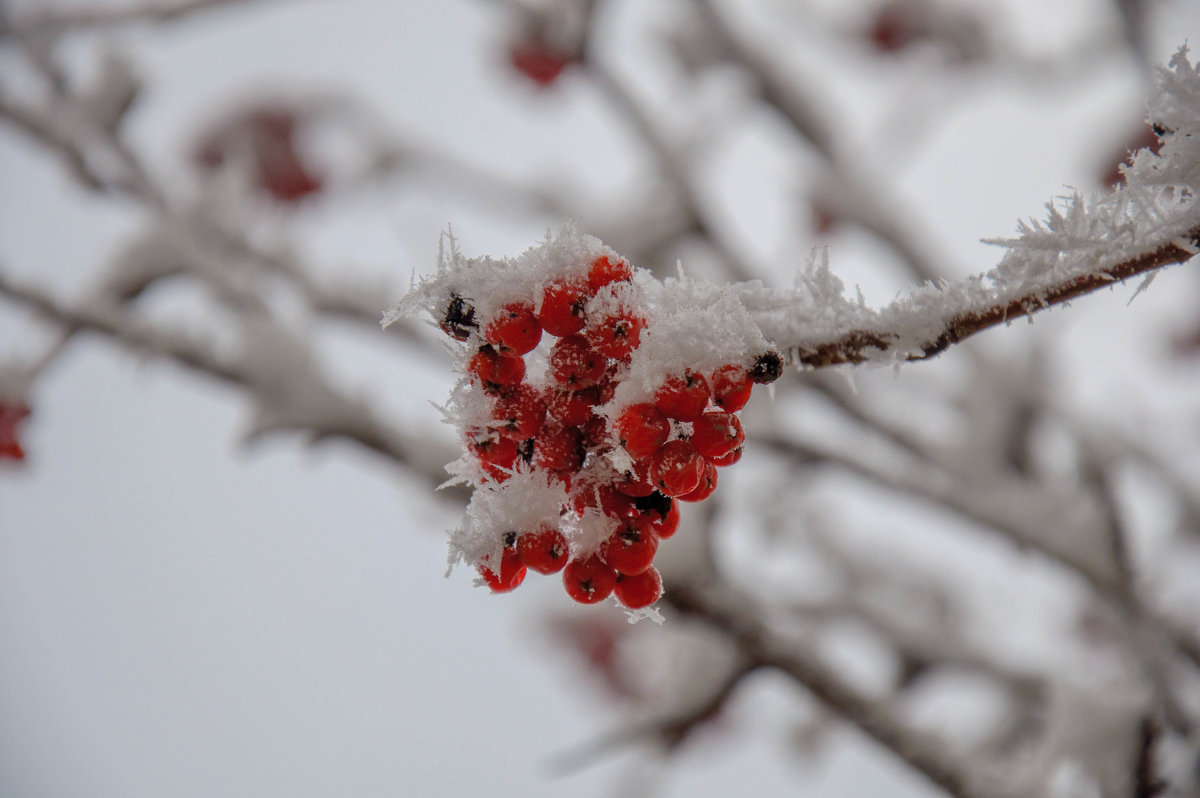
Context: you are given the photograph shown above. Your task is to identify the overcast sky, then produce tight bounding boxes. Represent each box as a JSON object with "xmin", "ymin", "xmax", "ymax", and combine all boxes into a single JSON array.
[{"xmin": 3, "ymin": 2, "xmax": 1200, "ymax": 797}]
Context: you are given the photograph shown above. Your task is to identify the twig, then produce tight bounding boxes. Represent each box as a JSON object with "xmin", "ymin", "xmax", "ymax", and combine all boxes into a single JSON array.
[
  {"xmin": 666, "ymin": 581, "xmax": 1004, "ymax": 798},
  {"xmin": 0, "ymin": 265, "xmax": 461, "ymax": 495},
  {"xmin": 788, "ymin": 233, "xmax": 1200, "ymax": 368}
]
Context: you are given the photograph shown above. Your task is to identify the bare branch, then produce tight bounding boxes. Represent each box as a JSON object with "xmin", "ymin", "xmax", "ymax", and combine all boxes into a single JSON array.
[
  {"xmin": 666, "ymin": 581, "xmax": 1006, "ymax": 798},
  {"xmin": 0, "ymin": 0, "xmax": 270, "ymax": 38}
]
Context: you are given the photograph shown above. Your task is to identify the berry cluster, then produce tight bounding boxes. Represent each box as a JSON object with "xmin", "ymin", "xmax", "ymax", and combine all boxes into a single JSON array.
[{"xmin": 432, "ymin": 249, "xmax": 782, "ymax": 610}]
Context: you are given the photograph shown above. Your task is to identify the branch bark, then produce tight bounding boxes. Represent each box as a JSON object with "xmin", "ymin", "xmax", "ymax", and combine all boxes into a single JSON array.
[{"xmin": 791, "ymin": 233, "xmax": 1200, "ymax": 368}]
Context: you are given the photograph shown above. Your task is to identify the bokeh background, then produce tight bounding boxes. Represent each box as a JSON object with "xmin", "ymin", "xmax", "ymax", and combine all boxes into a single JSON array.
[{"xmin": 3, "ymin": 1, "xmax": 1200, "ymax": 796}]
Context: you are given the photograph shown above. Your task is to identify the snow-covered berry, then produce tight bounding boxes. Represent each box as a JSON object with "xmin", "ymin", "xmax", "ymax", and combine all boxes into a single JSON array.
[
  {"xmin": 493, "ymin": 384, "xmax": 546, "ymax": 440},
  {"xmin": 614, "ymin": 403, "xmax": 670, "ymax": 460},
  {"xmin": 563, "ymin": 555, "xmax": 617, "ymax": 604},
  {"xmin": 654, "ymin": 371, "xmax": 710, "ymax": 422},
  {"xmin": 614, "ymin": 566, "xmax": 662, "ymax": 609},
  {"xmin": 485, "ymin": 302, "xmax": 542, "ymax": 356},
  {"xmin": 585, "ymin": 307, "xmax": 643, "ymax": 361},
  {"xmin": 537, "ymin": 277, "xmax": 589, "ymax": 337},
  {"xmin": 601, "ymin": 518, "xmax": 659, "ymax": 576},
  {"xmin": 710, "ymin": 364, "xmax": 752, "ymax": 412},
  {"xmin": 690, "ymin": 411, "xmax": 745, "ymax": 459},
  {"xmin": 678, "ymin": 459, "xmax": 717, "ymax": 502},
  {"xmin": 549, "ymin": 334, "xmax": 606, "ymax": 389},
  {"xmin": 468, "ymin": 345, "xmax": 525, "ymax": 395},
  {"xmin": 517, "ymin": 527, "xmax": 569, "ymax": 574},
  {"xmin": 648, "ymin": 439, "xmax": 705, "ymax": 497},
  {"xmin": 479, "ymin": 547, "xmax": 527, "ymax": 593},
  {"xmin": 534, "ymin": 420, "xmax": 584, "ymax": 473},
  {"xmin": 587, "ymin": 255, "xmax": 632, "ymax": 292}
]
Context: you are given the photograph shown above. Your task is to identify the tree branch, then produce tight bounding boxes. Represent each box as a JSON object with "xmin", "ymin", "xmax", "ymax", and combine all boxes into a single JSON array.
[{"xmin": 787, "ymin": 233, "xmax": 1200, "ymax": 369}]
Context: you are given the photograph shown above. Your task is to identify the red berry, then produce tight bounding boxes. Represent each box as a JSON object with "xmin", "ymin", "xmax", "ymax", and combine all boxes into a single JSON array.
[
  {"xmin": 614, "ymin": 566, "xmax": 662, "ymax": 609},
  {"xmin": 546, "ymin": 386, "xmax": 601, "ymax": 427},
  {"xmin": 596, "ymin": 484, "xmax": 637, "ymax": 520},
  {"xmin": 710, "ymin": 364, "xmax": 752, "ymax": 412},
  {"xmin": 0, "ymin": 402, "xmax": 31, "ymax": 461},
  {"xmin": 648, "ymin": 439, "xmax": 705, "ymax": 497},
  {"xmin": 708, "ymin": 446, "xmax": 743, "ymax": 467},
  {"xmin": 468, "ymin": 345, "xmax": 525, "ymax": 395},
  {"xmin": 585, "ymin": 309, "xmax": 643, "ymax": 361},
  {"xmin": 614, "ymin": 462, "xmax": 654, "ymax": 497},
  {"xmin": 582, "ymin": 415, "xmax": 609, "ymax": 450},
  {"xmin": 654, "ymin": 372, "xmax": 710, "ymax": 422},
  {"xmin": 470, "ymin": 431, "xmax": 520, "ymax": 481},
  {"xmin": 649, "ymin": 499, "xmax": 680, "ymax": 539},
  {"xmin": 537, "ymin": 278, "xmax": 589, "ymax": 337},
  {"xmin": 563, "ymin": 555, "xmax": 617, "ymax": 604},
  {"xmin": 493, "ymin": 384, "xmax": 546, "ymax": 440},
  {"xmin": 517, "ymin": 527, "xmax": 569, "ymax": 574},
  {"xmin": 588, "ymin": 255, "xmax": 633, "ymax": 291},
  {"xmin": 600, "ymin": 518, "xmax": 659, "ymax": 576},
  {"xmin": 690, "ymin": 411, "xmax": 745, "ymax": 459},
  {"xmin": 485, "ymin": 302, "xmax": 542, "ymax": 356},
  {"xmin": 678, "ymin": 459, "xmax": 717, "ymax": 502},
  {"xmin": 510, "ymin": 43, "xmax": 571, "ymax": 87},
  {"xmin": 534, "ymin": 420, "xmax": 584, "ymax": 473},
  {"xmin": 479, "ymin": 547, "xmax": 526, "ymax": 593},
  {"xmin": 549, "ymin": 335, "xmax": 606, "ymax": 389},
  {"xmin": 614, "ymin": 403, "xmax": 670, "ymax": 460}
]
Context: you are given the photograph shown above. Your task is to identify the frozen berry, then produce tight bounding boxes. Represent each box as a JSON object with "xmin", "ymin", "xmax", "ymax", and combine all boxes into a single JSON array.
[
  {"xmin": 468, "ymin": 345, "xmax": 525, "ymax": 395},
  {"xmin": 479, "ymin": 547, "xmax": 526, "ymax": 593},
  {"xmin": 537, "ymin": 277, "xmax": 589, "ymax": 337},
  {"xmin": 440, "ymin": 293, "xmax": 477, "ymax": 340},
  {"xmin": 582, "ymin": 415, "xmax": 609, "ymax": 450},
  {"xmin": 517, "ymin": 527, "xmax": 569, "ymax": 574},
  {"xmin": 534, "ymin": 420, "xmax": 584, "ymax": 473},
  {"xmin": 648, "ymin": 499, "xmax": 680, "ymax": 539},
  {"xmin": 585, "ymin": 308, "xmax": 643, "ymax": 360},
  {"xmin": 690, "ymin": 411, "xmax": 745, "ymax": 459},
  {"xmin": 563, "ymin": 555, "xmax": 617, "ymax": 604},
  {"xmin": 485, "ymin": 302, "xmax": 542, "ymax": 356},
  {"xmin": 614, "ymin": 462, "xmax": 654, "ymax": 497},
  {"xmin": 546, "ymin": 386, "xmax": 601, "ymax": 427},
  {"xmin": 751, "ymin": 351, "xmax": 784, "ymax": 384},
  {"xmin": 614, "ymin": 403, "xmax": 670, "ymax": 460},
  {"xmin": 549, "ymin": 335, "xmax": 606, "ymax": 389},
  {"xmin": 470, "ymin": 431, "xmax": 520, "ymax": 481},
  {"xmin": 678, "ymin": 459, "xmax": 717, "ymax": 502},
  {"xmin": 600, "ymin": 519, "xmax": 659, "ymax": 576},
  {"xmin": 493, "ymin": 384, "xmax": 546, "ymax": 440},
  {"xmin": 710, "ymin": 364, "xmax": 752, "ymax": 412},
  {"xmin": 588, "ymin": 255, "xmax": 633, "ymax": 292},
  {"xmin": 648, "ymin": 439, "xmax": 705, "ymax": 497},
  {"xmin": 708, "ymin": 446, "xmax": 743, "ymax": 467},
  {"xmin": 614, "ymin": 566, "xmax": 662, "ymax": 609},
  {"xmin": 655, "ymin": 372, "xmax": 710, "ymax": 422}
]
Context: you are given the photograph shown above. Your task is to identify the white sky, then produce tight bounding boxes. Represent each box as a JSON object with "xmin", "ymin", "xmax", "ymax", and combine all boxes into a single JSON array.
[{"xmin": 2, "ymin": 1, "xmax": 1200, "ymax": 797}]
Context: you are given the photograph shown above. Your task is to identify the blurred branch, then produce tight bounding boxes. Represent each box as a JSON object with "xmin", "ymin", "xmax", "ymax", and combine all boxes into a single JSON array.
[
  {"xmin": 666, "ymin": 580, "xmax": 1005, "ymax": 798},
  {"xmin": 0, "ymin": 264, "xmax": 461, "ymax": 495},
  {"xmin": 0, "ymin": 0, "xmax": 270, "ymax": 37}
]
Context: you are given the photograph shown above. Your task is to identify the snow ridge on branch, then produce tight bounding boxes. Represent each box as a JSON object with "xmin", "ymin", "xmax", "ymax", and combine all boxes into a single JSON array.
[
  {"xmin": 756, "ymin": 46, "xmax": 1200, "ymax": 368},
  {"xmin": 395, "ymin": 49, "xmax": 1200, "ymax": 379}
]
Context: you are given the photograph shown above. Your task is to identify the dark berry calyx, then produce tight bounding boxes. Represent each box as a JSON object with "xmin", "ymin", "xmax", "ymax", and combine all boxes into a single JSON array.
[
  {"xmin": 440, "ymin": 293, "xmax": 477, "ymax": 340},
  {"xmin": 751, "ymin": 351, "xmax": 783, "ymax": 384}
]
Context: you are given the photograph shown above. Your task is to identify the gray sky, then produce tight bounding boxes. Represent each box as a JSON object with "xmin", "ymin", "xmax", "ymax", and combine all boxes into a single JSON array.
[{"xmin": 3, "ymin": 1, "xmax": 1200, "ymax": 796}]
